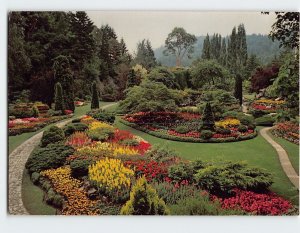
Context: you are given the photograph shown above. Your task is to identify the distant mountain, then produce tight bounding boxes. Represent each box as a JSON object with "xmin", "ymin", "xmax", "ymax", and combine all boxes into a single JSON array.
[{"xmin": 154, "ymin": 34, "xmax": 281, "ymax": 67}]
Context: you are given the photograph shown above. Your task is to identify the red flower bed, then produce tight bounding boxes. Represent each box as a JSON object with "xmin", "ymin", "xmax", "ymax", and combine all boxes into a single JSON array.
[
  {"xmin": 251, "ymin": 103, "xmax": 276, "ymax": 111},
  {"xmin": 218, "ymin": 189, "xmax": 292, "ymax": 215},
  {"xmin": 132, "ymin": 141, "xmax": 151, "ymax": 155},
  {"xmin": 124, "ymin": 160, "xmax": 168, "ymax": 181},
  {"xmin": 168, "ymin": 130, "xmax": 200, "ymax": 138},
  {"xmin": 178, "ymin": 112, "xmax": 201, "ymax": 120},
  {"xmin": 272, "ymin": 121, "xmax": 299, "ymax": 144},
  {"xmin": 111, "ymin": 129, "xmax": 134, "ymax": 143}
]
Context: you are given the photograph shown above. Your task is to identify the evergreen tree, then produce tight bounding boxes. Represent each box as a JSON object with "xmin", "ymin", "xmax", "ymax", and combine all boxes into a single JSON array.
[
  {"xmin": 134, "ymin": 39, "xmax": 157, "ymax": 70},
  {"xmin": 54, "ymin": 82, "xmax": 64, "ymax": 111},
  {"xmin": 91, "ymin": 81, "xmax": 100, "ymax": 109},
  {"xmin": 201, "ymin": 102, "xmax": 215, "ymax": 130},
  {"xmin": 234, "ymin": 75, "xmax": 243, "ymax": 105},
  {"xmin": 201, "ymin": 34, "xmax": 211, "ymax": 59},
  {"xmin": 126, "ymin": 69, "xmax": 138, "ymax": 89},
  {"xmin": 53, "ymin": 55, "xmax": 75, "ymax": 111},
  {"xmin": 245, "ymin": 54, "xmax": 260, "ymax": 79}
]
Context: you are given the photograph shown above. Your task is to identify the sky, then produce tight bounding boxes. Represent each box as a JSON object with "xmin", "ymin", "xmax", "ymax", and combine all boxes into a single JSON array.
[{"xmin": 86, "ymin": 11, "xmax": 277, "ymax": 54}]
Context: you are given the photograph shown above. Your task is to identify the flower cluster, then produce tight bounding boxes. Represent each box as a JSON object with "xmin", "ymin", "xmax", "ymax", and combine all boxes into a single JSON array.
[
  {"xmin": 88, "ymin": 121, "xmax": 114, "ymax": 131},
  {"xmin": 212, "ymin": 133, "xmax": 238, "ymax": 138},
  {"xmin": 215, "ymin": 118, "xmax": 241, "ymax": 129},
  {"xmin": 80, "ymin": 115, "xmax": 97, "ymax": 125},
  {"xmin": 89, "ymin": 158, "xmax": 134, "ymax": 191},
  {"xmin": 272, "ymin": 121, "xmax": 299, "ymax": 144},
  {"xmin": 41, "ymin": 166, "xmax": 99, "ymax": 215},
  {"xmin": 124, "ymin": 160, "xmax": 168, "ymax": 182},
  {"xmin": 251, "ymin": 99, "xmax": 285, "ymax": 112},
  {"xmin": 76, "ymin": 142, "xmax": 114, "ymax": 158},
  {"xmin": 75, "ymin": 101, "xmax": 84, "ymax": 106},
  {"xmin": 254, "ymin": 99, "xmax": 285, "ymax": 105},
  {"xmin": 168, "ymin": 130, "xmax": 200, "ymax": 138},
  {"xmin": 65, "ymin": 132, "xmax": 91, "ymax": 148},
  {"xmin": 219, "ymin": 189, "xmax": 292, "ymax": 215}
]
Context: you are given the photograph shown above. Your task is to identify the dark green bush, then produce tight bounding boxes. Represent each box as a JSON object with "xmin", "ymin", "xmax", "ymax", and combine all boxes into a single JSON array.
[
  {"xmin": 97, "ymin": 202, "xmax": 122, "ymax": 215},
  {"xmin": 247, "ymin": 123, "xmax": 256, "ymax": 130},
  {"xmin": 238, "ymin": 125, "xmax": 248, "ymax": 133},
  {"xmin": 70, "ymin": 160, "xmax": 91, "ymax": 178},
  {"xmin": 45, "ymin": 188, "xmax": 64, "ymax": 208},
  {"xmin": 215, "ymin": 127, "xmax": 231, "ymax": 135},
  {"xmin": 87, "ymin": 127, "xmax": 114, "ymax": 141},
  {"xmin": 119, "ymin": 139, "xmax": 140, "ymax": 146},
  {"xmin": 71, "ymin": 118, "xmax": 81, "ymax": 123},
  {"xmin": 40, "ymin": 126, "xmax": 65, "ymax": 147},
  {"xmin": 47, "ymin": 109, "xmax": 63, "ymax": 116},
  {"xmin": 63, "ymin": 123, "xmax": 88, "ymax": 136},
  {"xmin": 31, "ymin": 172, "xmax": 41, "ymax": 184},
  {"xmin": 25, "ymin": 144, "xmax": 74, "ymax": 174},
  {"xmin": 200, "ymin": 130, "xmax": 213, "ymax": 139},
  {"xmin": 168, "ymin": 163, "xmax": 194, "ymax": 183},
  {"xmin": 251, "ymin": 109, "xmax": 267, "ymax": 118},
  {"xmin": 238, "ymin": 115, "xmax": 255, "ymax": 126},
  {"xmin": 174, "ymin": 125, "xmax": 190, "ymax": 134},
  {"xmin": 255, "ymin": 115, "xmax": 275, "ymax": 126},
  {"xmin": 222, "ymin": 111, "xmax": 242, "ymax": 119},
  {"xmin": 145, "ymin": 144, "xmax": 177, "ymax": 162},
  {"xmin": 88, "ymin": 109, "xmax": 116, "ymax": 124},
  {"xmin": 194, "ymin": 162, "xmax": 273, "ymax": 196}
]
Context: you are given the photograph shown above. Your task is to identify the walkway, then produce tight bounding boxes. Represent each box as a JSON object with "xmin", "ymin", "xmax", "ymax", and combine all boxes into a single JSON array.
[
  {"xmin": 8, "ymin": 103, "xmax": 117, "ymax": 215},
  {"xmin": 260, "ymin": 127, "xmax": 299, "ymax": 189}
]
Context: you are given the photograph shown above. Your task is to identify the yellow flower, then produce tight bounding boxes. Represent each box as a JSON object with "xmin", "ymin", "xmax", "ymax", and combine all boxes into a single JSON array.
[{"xmin": 215, "ymin": 118, "xmax": 240, "ymax": 128}]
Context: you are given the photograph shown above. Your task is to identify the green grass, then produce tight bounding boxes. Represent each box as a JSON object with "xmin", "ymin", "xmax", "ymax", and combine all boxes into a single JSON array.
[
  {"xmin": 104, "ymin": 102, "xmax": 119, "ymax": 112},
  {"xmin": 9, "ymin": 102, "xmax": 114, "ymax": 154},
  {"xmin": 22, "ymin": 170, "xmax": 56, "ymax": 215},
  {"xmin": 115, "ymin": 119, "xmax": 299, "ymax": 205},
  {"xmin": 268, "ymin": 131, "xmax": 299, "ymax": 174}
]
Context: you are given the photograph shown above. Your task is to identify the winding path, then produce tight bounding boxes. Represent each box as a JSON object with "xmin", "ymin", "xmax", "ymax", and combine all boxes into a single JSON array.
[
  {"xmin": 260, "ymin": 127, "xmax": 299, "ymax": 189},
  {"xmin": 8, "ymin": 103, "xmax": 117, "ymax": 215}
]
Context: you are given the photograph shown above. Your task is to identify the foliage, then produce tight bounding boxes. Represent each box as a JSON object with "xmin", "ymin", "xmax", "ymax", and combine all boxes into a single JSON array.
[
  {"xmin": 91, "ymin": 81, "xmax": 100, "ymax": 109},
  {"xmin": 200, "ymin": 130, "xmax": 214, "ymax": 140},
  {"xmin": 87, "ymin": 121, "xmax": 115, "ymax": 141},
  {"xmin": 201, "ymin": 102, "xmax": 215, "ymax": 130},
  {"xmin": 126, "ymin": 68, "xmax": 138, "ymax": 88},
  {"xmin": 120, "ymin": 176, "xmax": 169, "ymax": 215},
  {"xmin": 65, "ymin": 132, "xmax": 91, "ymax": 148},
  {"xmin": 174, "ymin": 125, "xmax": 190, "ymax": 134},
  {"xmin": 54, "ymin": 82, "xmax": 64, "ymax": 112},
  {"xmin": 163, "ymin": 27, "xmax": 197, "ymax": 66},
  {"xmin": 87, "ymin": 109, "xmax": 115, "ymax": 124},
  {"xmin": 147, "ymin": 67, "xmax": 179, "ymax": 89},
  {"xmin": 234, "ymin": 74, "xmax": 243, "ymax": 105},
  {"xmin": 70, "ymin": 159, "xmax": 91, "ymax": 178},
  {"xmin": 215, "ymin": 118, "xmax": 241, "ymax": 129},
  {"xmin": 255, "ymin": 115, "xmax": 275, "ymax": 126},
  {"xmin": 118, "ymin": 80, "xmax": 178, "ymax": 113},
  {"xmin": 25, "ymin": 144, "xmax": 74, "ymax": 173},
  {"xmin": 133, "ymin": 39, "xmax": 157, "ymax": 70},
  {"xmin": 63, "ymin": 123, "xmax": 89, "ymax": 137},
  {"xmin": 238, "ymin": 125, "xmax": 248, "ymax": 133},
  {"xmin": 40, "ymin": 126, "xmax": 65, "ymax": 147},
  {"xmin": 145, "ymin": 144, "xmax": 177, "ymax": 163},
  {"xmin": 194, "ymin": 161, "xmax": 273, "ymax": 196},
  {"xmin": 271, "ymin": 121, "xmax": 299, "ymax": 144},
  {"xmin": 168, "ymin": 163, "xmax": 194, "ymax": 183}
]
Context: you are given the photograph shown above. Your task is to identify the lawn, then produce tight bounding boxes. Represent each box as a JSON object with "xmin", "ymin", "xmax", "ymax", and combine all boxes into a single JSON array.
[
  {"xmin": 268, "ymin": 131, "xmax": 299, "ymax": 174},
  {"xmin": 8, "ymin": 102, "xmax": 114, "ymax": 154},
  {"xmin": 115, "ymin": 119, "xmax": 299, "ymax": 205}
]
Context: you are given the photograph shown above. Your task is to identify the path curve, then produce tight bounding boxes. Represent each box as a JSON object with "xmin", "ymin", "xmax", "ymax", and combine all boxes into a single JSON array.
[
  {"xmin": 8, "ymin": 103, "xmax": 117, "ymax": 215},
  {"xmin": 260, "ymin": 127, "xmax": 299, "ymax": 189}
]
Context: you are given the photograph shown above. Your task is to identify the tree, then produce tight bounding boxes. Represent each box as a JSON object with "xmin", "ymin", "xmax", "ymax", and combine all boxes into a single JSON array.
[
  {"xmin": 234, "ymin": 74, "xmax": 243, "ymax": 105},
  {"xmin": 91, "ymin": 81, "xmax": 100, "ymax": 109},
  {"xmin": 201, "ymin": 102, "xmax": 215, "ymax": 130},
  {"xmin": 118, "ymin": 80, "xmax": 178, "ymax": 113},
  {"xmin": 120, "ymin": 176, "xmax": 169, "ymax": 215},
  {"xmin": 126, "ymin": 69, "xmax": 138, "ymax": 89},
  {"xmin": 54, "ymin": 82, "xmax": 65, "ymax": 112},
  {"xmin": 245, "ymin": 54, "xmax": 260, "ymax": 79},
  {"xmin": 164, "ymin": 27, "xmax": 197, "ymax": 66},
  {"xmin": 201, "ymin": 34, "xmax": 210, "ymax": 59},
  {"xmin": 53, "ymin": 55, "xmax": 75, "ymax": 111},
  {"xmin": 147, "ymin": 67, "xmax": 180, "ymax": 89},
  {"xmin": 133, "ymin": 39, "xmax": 157, "ymax": 70},
  {"xmin": 267, "ymin": 12, "xmax": 299, "ymax": 49},
  {"xmin": 220, "ymin": 38, "xmax": 227, "ymax": 66}
]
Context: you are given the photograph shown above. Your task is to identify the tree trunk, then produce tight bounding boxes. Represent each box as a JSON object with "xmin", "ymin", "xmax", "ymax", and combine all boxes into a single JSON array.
[{"xmin": 176, "ymin": 56, "xmax": 181, "ymax": 66}]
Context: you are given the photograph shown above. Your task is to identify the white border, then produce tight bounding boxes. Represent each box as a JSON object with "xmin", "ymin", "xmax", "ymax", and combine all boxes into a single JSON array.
[{"xmin": 1, "ymin": 1, "xmax": 300, "ymax": 233}]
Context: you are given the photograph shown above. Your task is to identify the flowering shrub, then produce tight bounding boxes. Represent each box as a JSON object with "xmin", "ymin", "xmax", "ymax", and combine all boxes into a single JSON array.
[
  {"xmin": 110, "ymin": 129, "xmax": 134, "ymax": 143},
  {"xmin": 88, "ymin": 121, "xmax": 114, "ymax": 131},
  {"xmin": 41, "ymin": 166, "xmax": 99, "ymax": 215},
  {"xmin": 89, "ymin": 158, "xmax": 134, "ymax": 191},
  {"xmin": 215, "ymin": 118, "xmax": 241, "ymax": 129},
  {"xmin": 65, "ymin": 132, "xmax": 91, "ymax": 148},
  {"xmin": 168, "ymin": 130, "xmax": 200, "ymax": 138},
  {"xmin": 133, "ymin": 141, "xmax": 151, "ymax": 155},
  {"xmin": 80, "ymin": 116, "xmax": 97, "ymax": 125},
  {"xmin": 272, "ymin": 121, "xmax": 299, "ymax": 144},
  {"xmin": 251, "ymin": 99, "xmax": 285, "ymax": 113},
  {"xmin": 219, "ymin": 189, "xmax": 292, "ymax": 215},
  {"xmin": 76, "ymin": 142, "xmax": 114, "ymax": 158},
  {"xmin": 124, "ymin": 160, "xmax": 169, "ymax": 181}
]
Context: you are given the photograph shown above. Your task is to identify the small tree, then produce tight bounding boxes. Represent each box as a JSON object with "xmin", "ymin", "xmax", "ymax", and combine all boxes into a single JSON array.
[
  {"xmin": 91, "ymin": 81, "xmax": 99, "ymax": 109},
  {"xmin": 120, "ymin": 176, "xmax": 169, "ymax": 215},
  {"xmin": 234, "ymin": 75, "xmax": 243, "ymax": 105},
  {"xmin": 54, "ymin": 82, "xmax": 64, "ymax": 112},
  {"xmin": 126, "ymin": 69, "xmax": 137, "ymax": 89},
  {"xmin": 201, "ymin": 102, "xmax": 215, "ymax": 130}
]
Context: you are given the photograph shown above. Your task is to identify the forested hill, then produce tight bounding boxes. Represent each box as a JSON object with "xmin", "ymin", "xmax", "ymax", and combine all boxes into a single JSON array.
[{"xmin": 154, "ymin": 34, "xmax": 281, "ymax": 67}]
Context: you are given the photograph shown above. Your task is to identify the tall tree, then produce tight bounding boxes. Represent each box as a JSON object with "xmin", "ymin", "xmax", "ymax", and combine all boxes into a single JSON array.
[
  {"xmin": 126, "ymin": 69, "xmax": 138, "ymax": 89},
  {"xmin": 201, "ymin": 34, "xmax": 211, "ymax": 60},
  {"xmin": 91, "ymin": 81, "xmax": 100, "ymax": 109},
  {"xmin": 134, "ymin": 39, "xmax": 157, "ymax": 70},
  {"xmin": 201, "ymin": 102, "xmax": 215, "ymax": 130},
  {"xmin": 54, "ymin": 82, "xmax": 64, "ymax": 111},
  {"xmin": 164, "ymin": 27, "xmax": 197, "ymax": 66},
  {"xmin": 220, "ymin": 38, "xmax": 227, "ymax": 66}
]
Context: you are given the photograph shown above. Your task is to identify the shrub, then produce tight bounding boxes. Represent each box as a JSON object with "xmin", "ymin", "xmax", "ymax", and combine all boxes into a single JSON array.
[
  {"xmin": 194, "ymin": 162, "xmax": 273, "ymax": 196},
  {"xmin": 54, "ymin": 82, "xmax": 65, "ymax": 112},
  {"xmin": 40, "ymin": 126, "xmax": 65, "ymax": 147},
  {"xmin": 32, "ymin": 106, "xmax": 39, "ymax": 117},
  {"xmin": 251, "ymin": 109, "xmax": 267, "ymax": 118},
  {"xmin": 87, "ymin": 127, "xmax": 114, "ymax": 141},
  {"xmin": 174, "ymin": 125, "xmax": 190, "ymax": 134},
  {"xmin": 201, "ymin": 102, "xmax": 215, "ymax": 130},
  {"xmin": 91, "ymin": 81, "xmax": 100, "ymax": 109},
  {"xmin": 238, "ymin": 125, "xmax": 248, "ymax": 133},
  {"xmin": 71, "ymin": 118, "xmax": 81, "ymax": 123},
  {"xmin": 248, "ymin": 123, "xmax": 256, "ymax": 130},
  {"xmin": 200, "ymin": 130, "xmax": 213, "ymax": 139},
  {"xmin": 145, "ymin": 144, "xmax": 177, "ymax": 162},
  {"xmin": 88, "ymin": 109, "xmax": 115, "ymax": 124},
  {"xmin": 25, "ymin": 144, "xmax": 74, "ymax": 173},
  {"xmin": 45, "ymin": 188, "xmax": 64, "ymax": 208},
  {"xmin": 63, "ymin": 123, "xmax": 88, "ymax": 137},
  {"xmin": 31, "ymin": 172, "xmax": 41, "ymax": 184},
  {"xmin": 168, "ymin": 163, "xmax": 194, "ymax": 183},
  {"xmin": 70, "ymin": 159, "xmax": 91, "ymax": 178},
  {"xmin": 119, "ymin": 139, "xmax": 139, "ymax": 147},
  {"xmin": 222, "ymin": 111, "xmax": 242, "ymax": 119},
  {"xmin": 238, "ymin": 115, "xmax": 255, "ymax": 126},
  {"xmin": 215, "ymin": 127, "xmax": 231, "ymax": 135},
  {"xmin": 120, "ymin": 176, "xmax": 170, "ymax": 215},
  {"xmin": 255, "ymin": 115, "xmax": 275, "ymax": 126}
]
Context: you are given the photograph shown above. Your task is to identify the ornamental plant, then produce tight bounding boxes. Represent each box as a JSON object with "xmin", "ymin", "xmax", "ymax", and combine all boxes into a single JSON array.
[
  {"xmin": 54, "ymin": 82, "xmax": 65, "ymax": 112},
  {"xmin": 65, "ymin": 132, "xmax": 91, "ymax": 149},
  {"xmin": 91, "ymin": 81, "xmax": 100, "ymax": 109},
  {"xmin": 215, "ymin": 118, "xmax": 241, "ymax": 129},
  {"xmin": 40, "ymin": 126, "xmax": 65, "ymax": 147},
  {"xmin": 120, "ymin": 176, "xmax": 170, "ymax": 215},
  {"xmin": 89, "ymin": 158, "xmax": 134, "ymax": 192},
  {"xmin": 201, "ymin": 102, "xmax": 215, "ymax": 130}
]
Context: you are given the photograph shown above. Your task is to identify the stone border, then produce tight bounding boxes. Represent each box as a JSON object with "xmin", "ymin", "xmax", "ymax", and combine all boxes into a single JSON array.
[{"xmin": 260, "ymin": 127, "xmax": 299, "ymax": 189}]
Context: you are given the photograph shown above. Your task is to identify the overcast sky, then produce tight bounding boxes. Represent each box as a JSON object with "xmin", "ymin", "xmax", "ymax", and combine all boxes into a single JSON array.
[{"xmin": 86, "ymin": 11, "xmax": 276, "ymax": 54}]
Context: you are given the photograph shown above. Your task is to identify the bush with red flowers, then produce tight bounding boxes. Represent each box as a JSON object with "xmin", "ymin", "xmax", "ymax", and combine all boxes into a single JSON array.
[{"xmin": 271, "ymin": 121, "xmax": 299, "ymax": 144}]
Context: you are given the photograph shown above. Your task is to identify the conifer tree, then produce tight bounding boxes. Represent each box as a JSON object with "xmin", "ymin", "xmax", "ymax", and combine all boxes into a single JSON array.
[
  {"xmin": 201, "ymin": 34, "xmax": 211, "ymax": 59},
  {"xmin": 54, "ymin": 82, "xmax": 64, "ymax": 112},
  {"xmin": 201, "ymin": 102, "xmax": 215, "ymax": 130},
  {"xmin": 234, "ymin": 75, "xmax": 243, "ymax": 105},
  {"xmin": 126, "ymin": 69, "xmax": 138, "ymax": 89},
  {"xmin": 91, "ymin": 81, "xmax": 99, "ymax": 109}
]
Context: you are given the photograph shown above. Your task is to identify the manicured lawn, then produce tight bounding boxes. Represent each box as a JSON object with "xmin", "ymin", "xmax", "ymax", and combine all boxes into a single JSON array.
[
  {"xmin": 115, "ymin": 119, "xmax": 299, "ymax": 205},
  {"xmin": 268, "ymin": 131, "xmax": 299, "ymax": 174},
  {"xmin": 9, "ymin": 102, "xmax": 114, "ymax": 154}
]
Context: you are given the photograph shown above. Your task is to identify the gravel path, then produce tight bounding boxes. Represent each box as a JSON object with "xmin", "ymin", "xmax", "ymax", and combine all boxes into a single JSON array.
[
  {"xmin": 260, "ymin": 127, "xmax": 299, "ymax": 189},
  {"xmin": 8, "ymin": 103, "xmax": 117, "ymax": 215}
]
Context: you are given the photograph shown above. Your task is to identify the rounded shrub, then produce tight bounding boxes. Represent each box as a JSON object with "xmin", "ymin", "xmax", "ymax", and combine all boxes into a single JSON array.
[
  {"xmin": 238, "ymin": 125, "xmax": 248, "ymax": 133},
  {"xmin": 255, "ymin": 115, "xmax": 275, "ymax": 126},
  {"xmin": 70, "ymin": 160, "xmax": 91, "ymax": 178},
  {"xmin": 41, "ymin": 126, "xmax": 65, "ymax": 147},
  {"xmin": 174, "ymin": 125, "xmax": 190, "ymax": 134},
  {"xmin": 168, "ymin": 163, "xmax": 194, "ymax": 183},
  {"xmin": 238, "ymin": 115, "xmax": 255, "ymax": 126},
  {"xmin": 63, "ymin": 123, "xmax": 88, "ymax": 137},
  {"xmin": 200, "ymin": 130, "xmax": 213, "ymax": 139},
  {"xmin": 215, "ymin": 127, "xmax": 231, "ymax": 135}
]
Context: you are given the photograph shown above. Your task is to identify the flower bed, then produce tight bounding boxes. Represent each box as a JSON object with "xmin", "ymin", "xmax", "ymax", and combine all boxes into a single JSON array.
[
  {"xmin": 250, "ymin": 99, "xmax": 285, "ymax": 114},
  {"xmin": 9, "ymin": 115, "xmax": 72, "ymax": 136},
  {"xmin": 120, "ymin": 112, "xmax": 257, "ymax": 143},
  {"xmin": 271, "ymin": 121, "xmax": 299, "ymax": 145}
]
